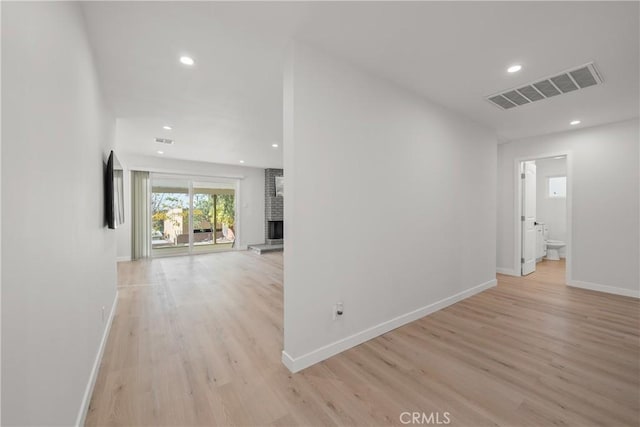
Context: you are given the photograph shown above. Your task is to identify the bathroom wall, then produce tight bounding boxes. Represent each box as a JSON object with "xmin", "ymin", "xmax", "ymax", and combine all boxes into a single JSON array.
[{"xmin": 535, "ymin": 157, "xmax": 567, "ymax": 258}]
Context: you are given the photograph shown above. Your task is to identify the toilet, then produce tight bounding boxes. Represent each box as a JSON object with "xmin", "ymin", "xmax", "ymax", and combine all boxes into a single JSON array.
[{"xmin": 545, "ymin": 240, "xmax": 566, "ymax": 261}]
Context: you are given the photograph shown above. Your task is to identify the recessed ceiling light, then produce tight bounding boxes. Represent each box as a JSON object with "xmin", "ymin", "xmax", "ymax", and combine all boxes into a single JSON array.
[
  {"xmin": 272, "ymin": 144, "xmax": 279, "ymax": 148},
  {"xmin": 239, "ymin": 160, "xmax": 245, "ymax": 164},
  {"xmin": 157, "ymin": 151, "xmax": 164, "ymax": 155},
  {"xmin": 179, "ymin": 56, "xmax": 195, "ymax": 66},
  {"xmin": 507, "ymin": 64, "xmax": 522, "ymax": 73},
  {"xmin": 163, "ymin": 125, "xmax": 172, "ymax": 130},
  {"xmin": 570, "ymin": 120, "xmax": 581, "ymax": 125}
]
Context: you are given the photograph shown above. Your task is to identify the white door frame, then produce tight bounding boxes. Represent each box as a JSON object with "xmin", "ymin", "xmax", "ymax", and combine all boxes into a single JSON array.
[{"xmin": 514, "ymin": 151, "xmax": 573, "ymax": 284}]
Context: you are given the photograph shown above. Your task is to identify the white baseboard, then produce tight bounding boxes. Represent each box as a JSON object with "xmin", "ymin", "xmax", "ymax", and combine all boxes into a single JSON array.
[
  {"xmin": 496, "ymin": 267, "xmax": 519, "ymax": 276},
  {"xmin": 75, "ymin": 291, "xmax": 119, "ymax": 426},
  {"xmin": 116, "ymin": 256, "xmax": 131, "ymax": 262},
  {"xmin": 568, "ymin": 280, "xmax": 639, "ymax": 298},
  {"xmin": 281, "ymin": 350, "xmax": 297, "ymax": 372},
  {"xmin": 282, "ymin": 278, "xmax": 497, "ymax": 373}
]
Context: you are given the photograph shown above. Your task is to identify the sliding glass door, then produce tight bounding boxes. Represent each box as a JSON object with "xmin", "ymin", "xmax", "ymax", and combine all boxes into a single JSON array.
[
  {"xmin": 151, "ymin": 179, "xmax": 191, "ymax": 257},
  {"xmin": 150, "ymin": 175, "xmax": 236, "ymax": 257},
  {"xmin": 192, "ymin": 183, "xmax": 236, "ymax": 254}
]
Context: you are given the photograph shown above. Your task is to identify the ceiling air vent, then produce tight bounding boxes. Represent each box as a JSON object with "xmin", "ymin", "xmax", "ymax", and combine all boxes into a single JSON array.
[
  {"xmin": 486, "ymin": 62, "xmax": 602, "ymax": 110},
  {"xmin": 155, "ymin": 137, "xmax": 174, "ymax": 145}
]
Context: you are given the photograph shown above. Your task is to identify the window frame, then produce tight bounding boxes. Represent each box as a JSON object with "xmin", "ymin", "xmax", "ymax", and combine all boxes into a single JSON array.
[{"xmin": 547, "ymin": 175, "xmax": 567, "ymax": 199}]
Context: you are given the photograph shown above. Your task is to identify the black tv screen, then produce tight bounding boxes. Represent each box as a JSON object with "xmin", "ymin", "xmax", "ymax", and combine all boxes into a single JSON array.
[{"xmin": 105, "ymin": 150, "xmax": 124, "ymax": 229}]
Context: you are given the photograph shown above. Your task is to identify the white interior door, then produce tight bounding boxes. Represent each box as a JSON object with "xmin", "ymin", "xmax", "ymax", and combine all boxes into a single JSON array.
[{"xmin": 521, "ymin": 161, "xmax": 537, "ymax": 275}]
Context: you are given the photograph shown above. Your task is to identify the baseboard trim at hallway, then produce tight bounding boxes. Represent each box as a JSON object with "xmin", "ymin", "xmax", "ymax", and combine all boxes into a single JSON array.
[
  {"xmin": 496, "ymin": 267, "xmax": 519, "ymax": 276},
  {"xmin": 75, "ymin": 291, "xmax": 119, "ymax": 426},
  {"xmin": 568, "ymin": 280, "xmax": 639, "ymax": 298},
  {"xmin": 116, "ymin": 256, "xmax": 131, "ymax": 262},
  {"xmin": 282, "ymin": 278, "xmax": 497, "ymax": 373}
]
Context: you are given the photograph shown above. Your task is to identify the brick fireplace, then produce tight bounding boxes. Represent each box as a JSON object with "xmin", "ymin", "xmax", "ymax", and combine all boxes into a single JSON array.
[{"xmin": 265, "ymin": 168, "xmax": 283, "ymax": 245}]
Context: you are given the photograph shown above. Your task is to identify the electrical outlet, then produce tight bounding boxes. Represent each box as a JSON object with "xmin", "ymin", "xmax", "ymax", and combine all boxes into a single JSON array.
[{"xmin": 333, "ymin": 302, "xmax": 344, "ymax": 320}]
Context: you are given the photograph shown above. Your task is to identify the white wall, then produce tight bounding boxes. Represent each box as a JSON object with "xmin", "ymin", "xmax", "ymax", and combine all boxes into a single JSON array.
[
  {"xmin": 114, "ymin": 151, "xmax": 265, "ymax": 260},
  {"xmin": 497, "ymin": 119, "xmax": 640, "ymax": 296},
  {"xmin": 2, "ymin": 3, "xmax": 117, "ymax": 425},
  {"xmin": 283, "ymin": 43, "xmax": 497, "ymax": 372},
  {"xmin": 535, "ymin": 157, "xmax": 567, "ymax": 258}
]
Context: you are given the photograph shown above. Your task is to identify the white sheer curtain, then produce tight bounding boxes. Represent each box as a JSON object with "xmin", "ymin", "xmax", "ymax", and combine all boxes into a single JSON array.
[{"xmin": 131, "ymin": 170, "xmax": 150, "ymax": 260}]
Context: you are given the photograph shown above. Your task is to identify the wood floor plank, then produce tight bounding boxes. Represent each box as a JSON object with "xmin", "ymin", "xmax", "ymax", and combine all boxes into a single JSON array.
[{"xmin": 86, "ymin": 256, "xmax": 639, "ymax": 426}]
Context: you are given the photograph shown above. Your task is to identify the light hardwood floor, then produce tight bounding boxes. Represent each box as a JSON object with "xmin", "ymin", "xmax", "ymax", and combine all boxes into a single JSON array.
[{"xmin": 86, "ymin": 254, "xmax": 639, "ymax": 426}]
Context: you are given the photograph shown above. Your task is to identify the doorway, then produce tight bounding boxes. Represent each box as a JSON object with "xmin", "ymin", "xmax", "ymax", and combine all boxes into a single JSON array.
[
  {"xmin": 517, "ymin": 154, "xmax": 571, "ymax": 283},
  {"xmin": 150, "ymin": 175, "xmax": 237, "ymax": 257}
]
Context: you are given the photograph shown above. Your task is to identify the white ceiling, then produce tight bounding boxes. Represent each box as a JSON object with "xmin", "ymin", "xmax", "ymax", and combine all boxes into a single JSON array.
[{"xmin": 82, "ymin": 1, "xmax": 639, "ymax": 169}]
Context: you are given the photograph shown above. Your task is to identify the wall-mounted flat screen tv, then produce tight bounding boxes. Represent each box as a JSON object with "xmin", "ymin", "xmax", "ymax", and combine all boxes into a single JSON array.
[{"xmin": 106, "ymin": 150, "xmax": 124, "ymax": 229}]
